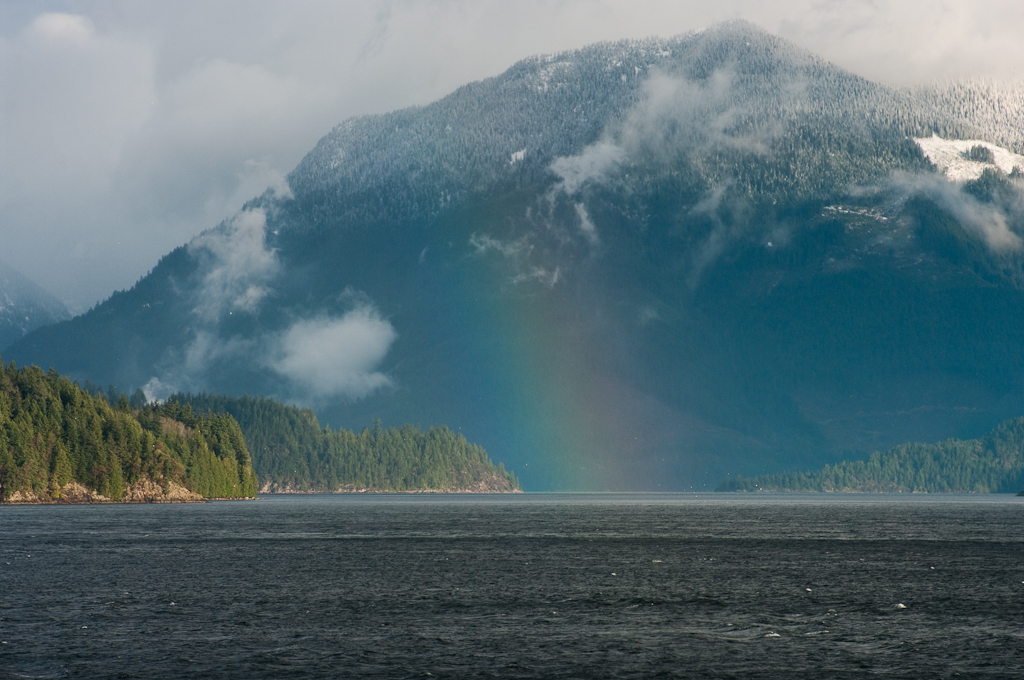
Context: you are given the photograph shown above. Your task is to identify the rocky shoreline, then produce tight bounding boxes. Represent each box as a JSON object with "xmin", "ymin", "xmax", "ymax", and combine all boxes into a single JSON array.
[
  {"xmin": 2, "ymin": 479, "xmax": 209, "ymax": 504},
  {"xmin": 3, "ymin": 478, "xmax": 522, "ymax": 504},
  {"xmin": 260, "ymin": 482, "xmax": 523, "ymax": 494},
  {"xmin": 258, "ymin": 467, "xmax": 522, "ymax": 494}
]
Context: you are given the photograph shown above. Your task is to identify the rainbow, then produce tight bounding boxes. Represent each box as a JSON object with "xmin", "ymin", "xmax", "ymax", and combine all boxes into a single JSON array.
[{"xmin": 459, "ymin": 256, "xmax": 702, "ymax": 492}]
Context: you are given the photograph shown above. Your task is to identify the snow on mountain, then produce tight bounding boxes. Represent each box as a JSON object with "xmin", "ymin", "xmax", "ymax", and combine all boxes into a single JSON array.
[
  {"xmin": 914, "ymin": 135, "xmax": 1024, "ymax": 182},
  {"xmin": 914, "ymin": 79, "xmax": 1024, "ymax": 154}
]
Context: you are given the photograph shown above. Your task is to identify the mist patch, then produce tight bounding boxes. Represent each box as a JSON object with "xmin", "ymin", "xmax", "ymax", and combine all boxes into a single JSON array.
[
  {"xmin": 188, "ymin": 208, "xmax": 278, "ymax": 322},
  {"xmin": 269, "ymin": 306, "xmax": 397, "ymax": 400}
]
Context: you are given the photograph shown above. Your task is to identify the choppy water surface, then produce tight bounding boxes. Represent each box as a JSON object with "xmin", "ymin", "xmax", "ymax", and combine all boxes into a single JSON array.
[{"xmin": 2, "ymin": 494, "xmax": 1023, "ymax": 679}]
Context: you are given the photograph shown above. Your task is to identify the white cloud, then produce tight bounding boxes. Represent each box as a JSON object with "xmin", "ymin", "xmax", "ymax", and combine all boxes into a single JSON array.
[
  {"xmin": 270, "ymin": 308, "xmax": 397, "ymax": 400},
  {"xmin": 141, "ymin": 376, "xmax": 172, "ymax": 403},
  {"xmin": 28, "ymin": 13, "xmax": 94, "ymax": 43},
  {"xmin": 889, "ymin": 171, "xmax": 1023, "ymax": 252},
  {"xmin": 549, "ymin": 66, "xmax": 772, "ymax": 198},
  {"xmin": 189, "ymin": 208, "xmax": 278, "ymax": 321},
  {"xmin": 776, "ymin": 0, "xmax": 1024, "ymax": 85},
  {"xmin": 144, "ymin": 298, "xmax": 397, "ymax": 403},
  {"xmin": 512, "ymin": 266, "xmax": 561, "ymax": 288},
  {"xmin": 550, "ymin": 141, "xmax": 625, "ymax": 195},
  {"xmin": 621, "ymin": 69, "xmax": 774, "ymax": 163},
  {"xmin": 931, "ymin": 189, "xmax": 1022, "ymax": 253},
  {"xmin": 233, "ymin": 159, "xmax": 294, "ymax": 203},
  {"xmin": 574, "ymin": 203, "xmax": 599, "ymax": 244},
  {"xmin": 470, "ymin": 233, "xmax": 530, "ymax": 258},
  {"xmin": 143, "ymin": 296, "xmax": 397, "ymax": 402}
]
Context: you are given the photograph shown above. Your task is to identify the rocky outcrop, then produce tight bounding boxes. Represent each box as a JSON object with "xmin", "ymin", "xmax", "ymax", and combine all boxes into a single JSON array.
[
  {"xmin": 122, "ymin": 478, "xmax": 205, "ymax": 502},
  {"xmin": 3, "ymin": 478, "xmax": 207, "ymax": 504},
  {"xmin": 455, "ymin": 473, "xmax": 522, "ymax": 493},
  {"xmin": 5, "ymin": 482, "xmax": 109, "ymax": 504}
]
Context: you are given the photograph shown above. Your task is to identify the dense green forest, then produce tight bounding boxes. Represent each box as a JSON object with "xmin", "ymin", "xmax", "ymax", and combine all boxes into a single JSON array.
[
  {"xmin": 0, "ymin": 359, "xmax": 257, "ymax": 502},
  {"xmin": 171, "ymin": 393, "xmax": 520, "ymax": 492},
  {"xmin": 718, "ymin": 416, "xmax": 1024, "ymax": 493}
]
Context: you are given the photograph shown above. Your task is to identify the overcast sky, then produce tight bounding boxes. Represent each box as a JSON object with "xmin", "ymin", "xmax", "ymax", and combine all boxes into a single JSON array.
[{"xmin": 2, "ymin": 0, "xmax": 1022, "ymax": 311}]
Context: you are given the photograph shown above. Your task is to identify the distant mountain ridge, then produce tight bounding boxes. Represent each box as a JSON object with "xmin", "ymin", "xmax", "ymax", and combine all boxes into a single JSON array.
[
  {"xmin": 8, "ymin": 21, "xmax": 1024, "ymax": 490},
  {"xmin": 0, "ymin": 261, "xmax": 69, "ymax": 350}
]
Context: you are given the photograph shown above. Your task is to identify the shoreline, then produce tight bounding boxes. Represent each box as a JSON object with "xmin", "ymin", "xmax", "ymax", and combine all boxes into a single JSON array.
[
  {"xmin": 0, "ymin": 480, "xmax": 258, "ymax": 505},
  {"xmin": 1, "ymin": 496, "xmax": 261, "ymax": 505},
  {"xmin": 259, "ymin": 487, "xmax": 523, "ymax": 495}
]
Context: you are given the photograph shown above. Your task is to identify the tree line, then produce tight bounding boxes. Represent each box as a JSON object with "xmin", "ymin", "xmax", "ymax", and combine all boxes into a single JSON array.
[
  {"xmin": 171, "ymin": 392, "xmax": 521, "ymax": 492},
  {"xmin": 0, "ymin": 359, "xmax": 257, "ymax": 501},
  {"xmin": 718, "ymin": 416, "xmax": 1024, "ymax": 493}
]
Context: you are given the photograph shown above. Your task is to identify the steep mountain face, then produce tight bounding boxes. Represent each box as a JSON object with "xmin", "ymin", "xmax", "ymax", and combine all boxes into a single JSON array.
[
  {"xmin": 0, "ymin": 262, "xmax": 70, "ymax": 350},
  {"xmin": 9, "ymin": 22, "xmax": 1024, "ymax": 490}
]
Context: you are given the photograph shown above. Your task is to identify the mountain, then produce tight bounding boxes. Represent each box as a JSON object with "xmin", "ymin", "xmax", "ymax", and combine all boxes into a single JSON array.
[
  {"xmin": 718, "ymin": 416, "xmax": 1024, "ymax": 493},
  {"xmin": 8, "ymin": 21, "xmax": 1024, "ymax": 490},
  {"xmin": 0, "ymin": 261, "xmax": 70, "ymax": 350}
]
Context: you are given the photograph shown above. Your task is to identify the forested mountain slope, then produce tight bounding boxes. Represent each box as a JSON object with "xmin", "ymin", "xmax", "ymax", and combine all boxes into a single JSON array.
[
  {"xmin": 0, "ymin": 360, "xmax": 257, "ymax": 502},
  {"xmin": 914, "ymin": 79, "xmax": 1024, "ymax": 154},
  {"xmin": 8, "ymin": 22, "xmax": 1024, "ymax": 490}
]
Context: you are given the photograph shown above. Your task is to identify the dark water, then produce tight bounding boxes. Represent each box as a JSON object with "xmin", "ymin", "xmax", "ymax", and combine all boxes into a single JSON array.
[{"xmin": 2, "ymin": 494, "xmax": 1023, "ymax": 679}]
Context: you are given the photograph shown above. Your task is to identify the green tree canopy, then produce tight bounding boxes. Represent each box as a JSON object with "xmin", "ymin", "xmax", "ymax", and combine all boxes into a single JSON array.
[
  {"xmin": 718, "ymin": 416, "xmax": 1024, "ymax": 493},
  {"xmin": 0, "ymin": 359, "xmax": 257, "ymax": 501},
  {"xmin": 172, "ymin": 392, "xmax": 520, "ymax": 493}
]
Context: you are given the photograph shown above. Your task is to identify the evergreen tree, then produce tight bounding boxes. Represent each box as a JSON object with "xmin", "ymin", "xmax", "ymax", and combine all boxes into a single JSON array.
[
  {"xmin": 719, "ymin": 416, "xmax": 1024, "ymax": 493},
  {"xmin": 0, "ymin": 359, "xmax": 257, "ymax": 502},
  {"xmin": 172, "ymin": 393, "xmax": 520, "ymax": 492}
]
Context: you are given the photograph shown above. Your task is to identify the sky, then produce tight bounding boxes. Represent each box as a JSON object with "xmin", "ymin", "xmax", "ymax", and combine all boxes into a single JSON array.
[{"xmin": 2, "ymin": 0, "xmax": 1023, "ymax": 312}]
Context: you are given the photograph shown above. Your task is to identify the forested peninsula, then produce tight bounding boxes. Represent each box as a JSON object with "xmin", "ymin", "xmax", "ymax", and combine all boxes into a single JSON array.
[
  {"xmin": 0, "ymin": 360, "xmax": 257, "ymax": 503},
  {"xmin": 0, "ymin": 355, "xmax": 519, "ymax": 502},
  {"xmin": 718, "ymin": 417, "xmax": 1024, "ymax": 493},
  {"xmin": 170, "ymin": 393, "xmax": 521, "ymax": 493}
]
